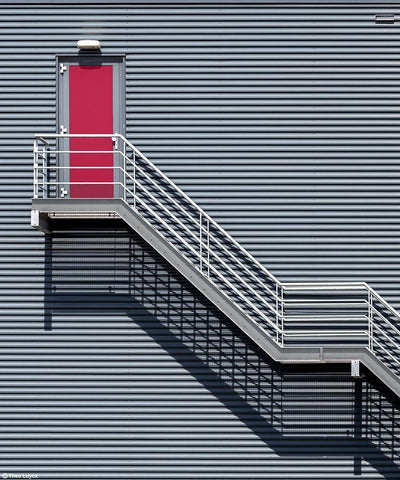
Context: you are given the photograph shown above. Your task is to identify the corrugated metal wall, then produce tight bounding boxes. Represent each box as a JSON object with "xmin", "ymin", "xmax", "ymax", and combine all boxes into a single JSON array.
[
  {"xmin": 1, "ymin": 1, "xmax": 400, "ymax": 477},
  {"xmin": 0, "ymin": 225, "xmax": 397, "ymax": 479}
]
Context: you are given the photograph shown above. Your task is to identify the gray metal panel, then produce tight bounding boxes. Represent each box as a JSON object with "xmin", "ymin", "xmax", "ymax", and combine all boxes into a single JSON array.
[{"xmin": 2, "ymin": 1, "xmax": 400, "ymax": 478}]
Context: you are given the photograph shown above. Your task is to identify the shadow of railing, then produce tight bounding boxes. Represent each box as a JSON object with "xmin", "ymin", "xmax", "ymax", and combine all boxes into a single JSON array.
[{"xmin": 43, "ymin": 225, "xmax": 400, "ymax": 478}]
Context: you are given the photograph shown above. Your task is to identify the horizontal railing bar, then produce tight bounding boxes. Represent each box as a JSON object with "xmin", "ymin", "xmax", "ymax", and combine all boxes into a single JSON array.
[
  {"xmin": 284, "ymin": 301, "xmax": 367, "ymax": 306},
  {"xmin": 39, "ymin": 181, "xmax": 123, "ymax": 185},
  {"xmin": 284, "ymin": 316, "xmax": 368, "ymax": 321},
  {"xmin": 283, "ymin": 282, "xmax": 367, "ymax": 286},
  {"xmin": 283, "ymin": 285, "xmax": 368, "ymax": 292},
  {"xmin": 36, "ymin": 134, "xmax": 117, "ymax": 138},
  {"xmin": 39, "ymin": 150, "xmax": 116, "ymax": 154},
  {"xmin": 35, "ymin": 166, "xmax": 120, "ymax": 169},
  {"xmin": 283, "ymin": 331, "xmax": 368, "ymax": 337}
]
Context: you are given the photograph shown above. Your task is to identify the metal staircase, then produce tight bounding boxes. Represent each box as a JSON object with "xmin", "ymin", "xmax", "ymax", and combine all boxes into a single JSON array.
[{"xmin": 31, "ymin": 133, "xmax": 400, "ymax": 396}]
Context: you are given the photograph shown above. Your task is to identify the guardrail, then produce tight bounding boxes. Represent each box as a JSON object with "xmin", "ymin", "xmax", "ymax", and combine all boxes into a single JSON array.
[
  {"xmin": 34, "ymin": 133, "xmax": 400, "ymax": 377},
  {"xmin": 282, "ymin": 282, "xmax": 400, "ymax": 373}
]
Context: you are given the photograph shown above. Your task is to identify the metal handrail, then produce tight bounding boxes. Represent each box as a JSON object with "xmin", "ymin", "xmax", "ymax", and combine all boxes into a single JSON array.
[{"xmin": 33, "ymin": 133, "xmax": 400, "ymax": 378}]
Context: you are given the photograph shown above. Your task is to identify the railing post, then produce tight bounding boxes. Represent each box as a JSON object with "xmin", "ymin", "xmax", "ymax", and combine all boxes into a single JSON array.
[
  {"xmin": 133, "ymin": 152, "xmax": 136, "ymax": 210},
  {"xmin": 281, "ymin": 286, "xmax": 285, "ymax": 347},
  {"xmin": 275, "ymin": 283, "xmax": 279, "ymax": 344},
  {"xmin": 368, "ymin": 289, "xmax": 373, "ymax": 352},
  {"xmin": 199, "ymin": 213, "xmax": 203, "ymax": 272},
  {"xmin": 206, "ymin": 218, "xmax": 210, "ymax": 277},
  {"xmin": 42, "ymin": 145, "xmax": 48, "ymax": 199},
  {"xmin": 123, "ymin": 141, "xmax": 126, "ymax": 202},
  {"xmin": 33, "ymin": 140, "xmax": 38, "ymax": 199}
]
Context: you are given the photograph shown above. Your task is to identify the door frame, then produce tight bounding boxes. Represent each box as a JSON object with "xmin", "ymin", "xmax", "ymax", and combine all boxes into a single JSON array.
[{"xmin": 56, "ymin": 54, "xmax": 126, "ymax": 198}]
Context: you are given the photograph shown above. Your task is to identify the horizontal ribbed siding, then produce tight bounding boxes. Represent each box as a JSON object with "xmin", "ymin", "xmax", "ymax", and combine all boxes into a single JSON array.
[
  {"xmin": 1, "ymin": 2, "xmax": 400, "ymax": 478},
  {"xmin": 0, "ymin": 226, "xmax": 396, "ymax": 479}
]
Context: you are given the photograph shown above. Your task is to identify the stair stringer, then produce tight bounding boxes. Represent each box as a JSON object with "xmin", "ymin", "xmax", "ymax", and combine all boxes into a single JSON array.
[{"xmin": 31, "ymin": 197, "xmax": 400, "ymax": 398}]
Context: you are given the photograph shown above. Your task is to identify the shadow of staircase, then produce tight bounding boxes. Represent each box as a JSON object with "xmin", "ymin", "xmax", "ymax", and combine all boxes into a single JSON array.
[{"xmin": 39, "ymin": 225, "xmax": 400, "ymax": 478}]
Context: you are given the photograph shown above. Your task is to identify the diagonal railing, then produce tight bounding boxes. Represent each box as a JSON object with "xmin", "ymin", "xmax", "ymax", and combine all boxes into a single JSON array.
[{"xmin": 33, "ymin": 133, "xmax": 400, "ymax": 380}]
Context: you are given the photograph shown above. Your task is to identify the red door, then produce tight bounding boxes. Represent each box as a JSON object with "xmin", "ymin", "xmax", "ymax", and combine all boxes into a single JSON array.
[{"xmin": 69, "ymin": 65, "xmax": 114, "ymax": 198}]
